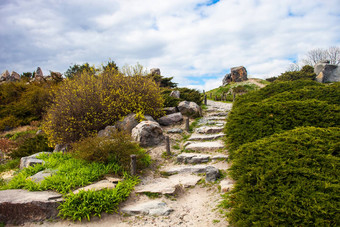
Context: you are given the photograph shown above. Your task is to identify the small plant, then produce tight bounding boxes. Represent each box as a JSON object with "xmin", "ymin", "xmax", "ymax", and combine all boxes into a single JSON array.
[
  {"xmin": 142, "ymin": 192, "xmax": 161, "ymax": 198},
  {"xmin": 172, "ymin": 144, "xmax": 180, "ymax": 150},
  {"xmin": 212, "ymin": 219, "xmax": 220, "ymax": 224}
]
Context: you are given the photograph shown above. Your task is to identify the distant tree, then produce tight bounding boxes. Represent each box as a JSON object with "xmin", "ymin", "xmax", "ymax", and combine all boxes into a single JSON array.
[
  {"xmin": 21, "ymin": 72, "xmax": 33, "ymax": 81},
  {"xmin": 103, "ymin": 60, "xmax": 119, "ymax": 72},
  {"xmin": 148, "ymin": 73, "xmax": 177, "ymax": 88},
  {"xmin": 302, "ymin": 46, "xmax": 340, "ymax": 66},
  {"xmin": 64, "ymin": 63, "xmax": 96, "ymax": 79},
  {"xmin": 286, "ymin": 63, "xmax": 300, "ymax": 72}
]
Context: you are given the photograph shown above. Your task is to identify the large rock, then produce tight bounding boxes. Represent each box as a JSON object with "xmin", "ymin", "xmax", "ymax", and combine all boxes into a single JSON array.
[
  {"xmin": 50, "ymin": 71, "xmax": 63, "ymax": 82},
  {"xmin": 0, "ymin": 70, "xmax": 10, "ymax": 81},
  {"xmin": 158, "ymin": 112, "xmax": 183, "ymax": 126},
  {"xmin": 97, "ymin": 125, "xmax": 116, "ymax": 137},
  {"xmin": 34, "ymin": 67, "xmax": 45, "ymax": 82},
  {"xmin": 121, "ymin": 200, "xmax": 173, "ymax": 216},
  {"xmin": 163, "ymin": 107, "xmax": 178, "ymax": 115},
  {"xmin": 132, "ymin": 121, "xmax": 164, "ymax": 147},
  {"xmin": 20, "ymin": 152, "xmax": 52, "ymax": 169},
  {"xmin": 0, "ymin": 189, "xmax": 62, "ymax": 224},
  {"xmin": 222, "ymin": 66, "xmax": 248, "ymax": 85},
  {"xmin": 314, "ymin": 61, "xmax": 340, "ymax": 83},
  {"xmin": 150, "ymin": 68, "xmax": 161, "ymax": 75},
  {"xmin": 9, "ymin": 71, "xmax": 20, "ymax": 81},
  {"xmin": 115, "ymin": 113, "xmax": 139, "ymax": 133},
  {"xmin": 178, "ymin": 101, "xmax": 202, "ymax": 117},
  {"xmin": 170, "ymin": 90, "xmax": 180, "ymax": 99}
]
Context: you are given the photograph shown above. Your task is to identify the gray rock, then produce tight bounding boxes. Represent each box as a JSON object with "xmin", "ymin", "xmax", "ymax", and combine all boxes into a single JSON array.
[
  {"xmin": 20, "ymin": 152, "xmax": 52, "ymax": 169},
  {"xmin": 115, "ymin": 113, "xmax": 139, "ymax": 133},
  {"xmin": 0, "ymin": 70, "xmax": 10, "ymax": 81},
  {"xmin": 158, "ymin": 112, "xmax": 183, "ymax": 126},
  {"xmin": 167, "ymin": 128, "xmax": 183, "ymax": 134},
  {"xmin": 314, "ymin": 62, "xmax": 340, "ymax": 83},
  {"xmin": 150, "ymin": 68, "xmax": 161, "ymax": 76},
  {"xmin": 121, "ymin": 200, "xmax": 173, "ymax": 216},
  {"xmin": 97, "ymin": 125, "xmax": 116, "ymax": 137},
  {"xmin": 211, "ymin": 154, "xmax": 229, "ymax": 160},
  {"xmin": 185, "ymin": 141, "xmax": 224, "ymax": 152},
  {"xmin": 162, "ymin": 165, "xmax": 215, "ymax": 175},
  {"xmin": 132, "ymin": 121, "xmax": 164, "ymax": 147},
  {"xmin": 144, "ymin": 115, "xmax": 156, "ymax": 122},
  {"xmin": 163, "ymin": 107, "xmax": 178, "ymax": 115},
  {"xmin": 170, "ymin": 90, "xmax": 180, "ymax": 99},
  {"xmin": 29, "ymin": 170, "xmax": 53, "ymax": 183},
  {"xmin": 177, "ymin": 153, "xmax": 211, "ymax": 164},
  {"xmin": 34, "ymin": 67, "xmax": 46, "ymax": 82},
  {"xmin": 9, "ymin": 71, "xmax": 20, "ymax": 81},
  {"xmin": 178, "ymin": 101, "xmax": 202, "ymax": 117},
  {"xmin": 35, "ymin": 129, "xmax": 44, "ymax": 135},
  {"xmin": 50, "ymin": 71, "xmax": 63, "ymax": 82},
  {"xmin": 53, "ymin": 144, "xmax": 69, "ymax": 153},
  {"xmin": 73, "ymin": 180, "xmax": 116, "ymax": 194},
  {"xmin": 205, "ymin": 166, "xmax": 220, "ymax": 182},
  {"xmin": 0, "ymin": 189, "xmax": 62, "ymax": 224}
]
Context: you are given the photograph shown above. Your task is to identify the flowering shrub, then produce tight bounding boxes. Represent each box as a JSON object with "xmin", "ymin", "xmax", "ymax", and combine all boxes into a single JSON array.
[{"xmin": 43, "ymin": 69, "xmax": 164, "ymax": 145}]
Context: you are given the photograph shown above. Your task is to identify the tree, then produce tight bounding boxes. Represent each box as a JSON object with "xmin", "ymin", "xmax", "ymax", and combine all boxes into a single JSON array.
[
  {"xmin": 64, "ymin": 63, "xmax": 96, "ymax": 79},
  {"xmin": 302, "ymin": 46, "xmax": 340, "ymax": 66}
]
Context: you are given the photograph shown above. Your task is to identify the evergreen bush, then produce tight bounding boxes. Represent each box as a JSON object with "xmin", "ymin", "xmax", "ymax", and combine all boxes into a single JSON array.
[{"xmin": 224, "ymin": 127, "xmax": 340, "ymax": 226}]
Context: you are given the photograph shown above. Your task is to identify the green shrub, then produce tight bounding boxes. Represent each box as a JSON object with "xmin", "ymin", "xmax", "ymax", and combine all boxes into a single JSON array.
[
  {"xmin": 58, "ymin": 175, "xmax": 139, "ymax": 221},
  {"xmin": 147, "ymin": 73, "xmax": 177, "ymax": 88},
  {"xmin": 224, "ymin": 127, "xmax": 340, "ymax": 226},
  {"xmin": 276, "ymin": 65, "xmax": 316, "ymax": 82},
  {"xmin": 162, "ymin": 87, "xmax": 202, "ymax": 107},
  {"xmin": 235, "ymin": 80, "xmax": 323, "ymax": 107},
  {"xmin": 225, "ymin": 99, "xmax": 340, "ymax": 151},
  {"xmin": 72, "ymin": 131, "xmax": 150, "ymax": 170},
  {"xmin": 0, "ymin": 158, "xmax": 20, "ymax": 173},
  {"xmin": 9, "ymin": 135, "xmax": 53, "ymax": 159},
  {"xmin": 43, "ymin": 69, "xmax": 164, "ymax": 145},
  {"xmin": 0, "ymin": 115, "xmax": 21, "ymax": 131}
]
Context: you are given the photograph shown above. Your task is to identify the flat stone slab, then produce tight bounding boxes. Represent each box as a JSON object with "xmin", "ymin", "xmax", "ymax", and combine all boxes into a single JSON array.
[
  {"xmin": 195, "ymin": 126, "xmax": 224, "ymax": 134},
  {"xmin": 29, "ymin": 170, "xmax": 54, "ymax": 183},
  {"xmin": 135, "ymin": 174, "xmax": 201, "ymax": 195},
  {"xmin": 73, "ymin": 180, "xmax": 116, "ymax": 194},
  {"xmin": 177, "ymin": 153, "xmax": 211, "ymax": 164},
  {"xmin": 121, "ymin": 200, "xmax": 173, "ymax": 216},
  {"xmin": 167, "ymin": 128, "xmax": 183, "ymax": 134},
  {"xmin": 0, "ymin": 189, "xmax": 62, "ymax": 224},
  {"xmin": 204, "ymin": 116, "xmax": 226, "ymax": 121},
  {"xmin": 185, "ymin": 141, "xmax": 225, "ymax": 152},
  {"xmin": 188, "ymin": 133, "xmax": 225, "ymax": 141},
  {"xmin": 211, "ymin": 154, "xmax": 229, "ymax": 160},
  {"xmin": 162, "ymin": 165, "xmax": 217, "ymax": 175},
  {"xmin": 207, "ymin": 112, "xmax": 229, "ymax": 117}
]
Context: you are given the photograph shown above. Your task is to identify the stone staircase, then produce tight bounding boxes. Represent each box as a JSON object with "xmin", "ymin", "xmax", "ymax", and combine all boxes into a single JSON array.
[{"xmin": 121, "ymin": 100, "xmax": 234, "ymax": 219}]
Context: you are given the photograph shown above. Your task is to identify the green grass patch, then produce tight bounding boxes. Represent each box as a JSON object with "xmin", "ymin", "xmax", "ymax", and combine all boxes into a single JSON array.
[
  {"xmin": 223, "ymin": 127, "xmax": 340, "ymax": 226},
  {"xmin": 142, "ymin": 192, "xmax": 161, "ymax": 198},
  {"xmin": 0, "ymin": 158, "xmax": 20, "ymax": 174}
]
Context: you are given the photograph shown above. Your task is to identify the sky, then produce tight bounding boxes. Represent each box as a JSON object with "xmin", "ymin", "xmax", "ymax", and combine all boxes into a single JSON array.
[{"xmin": 1, "ymin": 0, "xmax": 340, "ymax": 91}]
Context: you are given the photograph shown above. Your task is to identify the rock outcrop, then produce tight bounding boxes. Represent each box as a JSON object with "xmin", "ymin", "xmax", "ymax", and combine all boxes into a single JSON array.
[
  {"xmin": 170, "ymin": 90, "xmax": 180, "ymax": 99},
  {"xmin": 314, "ymin": 61, "xmax": 340, "ymax": 83},
  {"xmin": 150, "ymin": 68, "xmax": 161, "ymax": 75},
  {"xmin": 132, "ymin": 121, "xmax": 164, "ymax": 147},
  {"xmin": 115, "ymin": 113, "xmax": 139, "ymax": 133},
  {"xmin": 0, "ymin": 70, "xmax": 10, "ymax": 81},
  {"xmin": 222, "ymin": 66, "xmax": 248, "ymax": 85},
  {"xmin": 10, "ymin": 71, "xmax": 20, "ymax": 81}
]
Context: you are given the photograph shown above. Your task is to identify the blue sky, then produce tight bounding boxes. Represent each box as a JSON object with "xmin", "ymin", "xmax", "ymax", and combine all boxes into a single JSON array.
[{"xmin": 1, "ymin": 0, "xmax": 340, "ymax": 90}]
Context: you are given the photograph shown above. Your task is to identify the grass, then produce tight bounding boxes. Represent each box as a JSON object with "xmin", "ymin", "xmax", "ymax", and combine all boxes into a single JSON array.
[{"xmin": 0, "ymin": 158, "xmax": 20, "ymax": 174}]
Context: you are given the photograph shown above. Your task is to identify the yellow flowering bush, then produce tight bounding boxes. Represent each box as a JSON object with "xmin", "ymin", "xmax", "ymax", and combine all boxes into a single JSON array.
[{"xmin": 43, "ymin": 68, "xmax": 164, "ymax": 145}]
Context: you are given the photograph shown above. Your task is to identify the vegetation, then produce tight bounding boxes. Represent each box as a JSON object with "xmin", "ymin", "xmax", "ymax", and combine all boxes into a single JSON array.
[
  {"xmin": 162, "ymin": 87, "xmax": 202, "ymax": 107},
  {"xmin": 147, "ymin": 73, "xmax": 177, "ymax": 88},
  {"xmin": 43, "ymin": 69, "xmax": 164, "ymax": 145},
  {"xmin": 275, "ymin": 65, "xmax": 316, "ymax": 82},
  {"xmin": 223, "ymin": 127, "xmax": 340, "ymax": 226},
  {"xmin": 72, "ymin": 131, "xmax": 150, "ymax": 171}
]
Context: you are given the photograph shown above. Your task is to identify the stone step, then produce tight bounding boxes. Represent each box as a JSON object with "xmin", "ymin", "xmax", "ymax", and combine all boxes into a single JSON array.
[
  {"xmin": 121, "ymin": 200, "xmax": 173, "ymax": 216},
  {"xmin": 0, "ymin": 189, "xmax": 63, "ymax": 224},
  {"xmin": 188, "ymin": 133, "xmax": 225, "ymax": 141},
  {"xmin": 204, "ymin": 116, "xmax": 226, "ymax": 121},
  {"xmin": 135, "ymin": 174, "xmax": 201, "ymax": 195},
  {"xmin": 177, "ymin": 153, "xmax": 228, "ymax": 164},
  {"xmin": 185, "ymin": 141, "xmax": 224, "ymax": 152},
  {"xmin": 204, "ymin": 121, "xmax": 225, "ymax": 126},
  {"xmin": 195, "ymin": 126, "xmax": 224, "ymax": 134},
  {"xmin": 161, "ymin": 165, "xmax": 220, "ymax": 182},
  {"xmin": 207, "ymin": 112, "xmax": 229, "ymax": 117}
]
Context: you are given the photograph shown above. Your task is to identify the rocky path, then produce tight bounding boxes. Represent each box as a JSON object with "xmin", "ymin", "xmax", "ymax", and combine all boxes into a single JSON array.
[{"xmin": 23, "ymin": 100, "xmax": 233, "ymax": 227}]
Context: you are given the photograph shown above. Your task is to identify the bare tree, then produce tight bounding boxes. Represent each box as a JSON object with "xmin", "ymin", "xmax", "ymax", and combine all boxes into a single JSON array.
[
  {"xmin": 302, "ymin": 47, "xmax": 340, "ymax": 66},
  {"xmin": 286, "ymin": 63, "xmax": 300, "ymax": 72}
]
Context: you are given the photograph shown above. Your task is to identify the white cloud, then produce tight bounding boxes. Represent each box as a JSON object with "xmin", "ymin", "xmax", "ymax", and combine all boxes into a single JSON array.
[{"xmin": 0, "ymin": 0, "xmax": 339, "ymax": 89}]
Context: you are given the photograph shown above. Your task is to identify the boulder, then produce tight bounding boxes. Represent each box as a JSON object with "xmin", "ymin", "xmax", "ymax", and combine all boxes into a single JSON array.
[
  {"xmin": 9, "ymin": 71, "xmax": 20, "ymax": 81},
  {"xmin": 170, "ymin": 90, "xmax": 180, "ymax": 99},
  {"xmin": 34, "ymin": 67, "xmax": 45, "ymax": 82},
  {"xmin": 150, "ymin": 68, "xmax": 161, "ymax": 75},
  {"xmin": 97, "ymin": 126, "xmax": 116, "ymax": 137},
  {"xmin": 20, "ymin": 152, "xmax": 52, "ymax": 169},
  {"xmin": 50, "ymin": 71, "xmax": 63, "ymax": 82},
  {"xmin": 314, "ymin": 61, "xmax": 340, "ymax": 83},
  {"xmin": 132, "ymin": 121, "xmax": 164, "ymax": 147},
  {"xmin": 178, "ymin": 101, "xmax": 202, "ymax": 117},
  {"xmin": 0, "ymin": 70, "xmax": 10, "ymax": 81},
  {"xmin": 163, "ymin": 107, "xmax": 178, "ymax": 115},
  {"xmin": 0, "ymin": 189, "xmax": 62, "ymax": 224},
  {"xmin": 29, "ymin": 170, "xmax": 54, "ymax": 183},
  {"xmin": 53, "ymin": 144, "xmax": 69, "ymax": 153},
  {"xmin": 158, "ymin": 112, "xmax": 183, "ymax": 126},
  {"xmin": 115, "ymin": 113, "xmax": 139, "ymax": 133},
  {"xmin": 205, "ymin": 166, "xmax": 220, "ymax": 182},
  {"xmin": 222, "ymin": 66, "xmax": 248, "ymax": 85},
  {"xmin": 144, "ymin": 115, "xmax": 156, "ymax": 122}
]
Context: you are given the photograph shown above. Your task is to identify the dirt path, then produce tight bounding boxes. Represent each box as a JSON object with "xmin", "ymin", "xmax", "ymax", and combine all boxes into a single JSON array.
[
  {"xmin": 247, "ymin": 78, "xmax": 266, "ymax": 88},
  {"xmin": 22, "ymin": 100, "xmax": 233, "ymax": 227}
]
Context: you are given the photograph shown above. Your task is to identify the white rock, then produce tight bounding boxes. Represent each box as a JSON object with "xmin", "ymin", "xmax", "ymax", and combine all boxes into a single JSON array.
[
  {"xmin": 121, "ymin": 200, "xmax": 173, "ymax": 216},
  {"xmin": 185, "ymin": 141, "xmax": 224, "ymax": 152}
]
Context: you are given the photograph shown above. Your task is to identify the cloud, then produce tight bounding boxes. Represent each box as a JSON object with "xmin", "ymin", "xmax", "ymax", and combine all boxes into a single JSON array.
[{"xmin": 0, "ymin": 0, "xmax": 339, "ymax": 90}]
